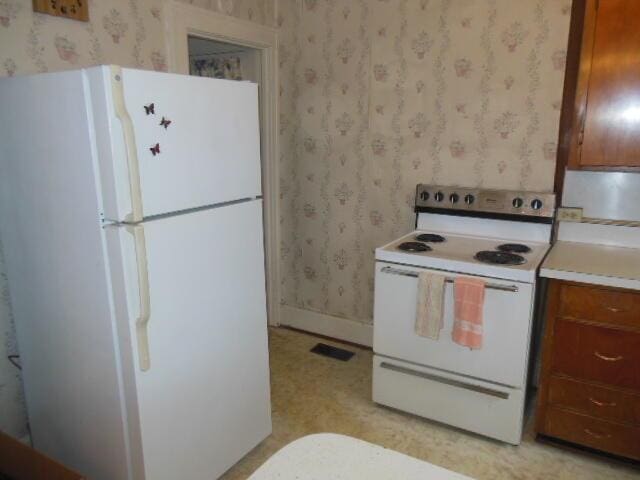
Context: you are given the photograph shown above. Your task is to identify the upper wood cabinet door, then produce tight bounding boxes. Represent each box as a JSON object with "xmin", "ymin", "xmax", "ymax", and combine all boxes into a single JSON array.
[{"xmin": 576, "ymin": 0, "xmax": 640, "ymax": 168}]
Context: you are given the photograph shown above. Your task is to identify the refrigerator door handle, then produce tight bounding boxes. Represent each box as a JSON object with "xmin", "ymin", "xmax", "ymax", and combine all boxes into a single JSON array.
[
  {"xmin": 110, "ymin": 66, "xmax": 144, "ymax": 223},
  {"xmin": 126, "ymin": 224, "xmax": 151, "ymax": 371}
]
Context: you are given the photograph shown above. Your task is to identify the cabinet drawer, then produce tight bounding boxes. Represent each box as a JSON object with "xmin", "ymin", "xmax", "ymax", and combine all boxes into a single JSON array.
[
  {"xmin": 552, "ymin": 320, "xmax": 640, "ymax": 390},
  {"xmin": 544, "ymin": 407, "xmax": 640, "ymax": 460},
  {"xmin": 559, "ymin": 284, "xmax": 640, "ymax": 329},
  {"xmin": 548, "ymin": 375, "xmax": 640, "ymax": 425}
]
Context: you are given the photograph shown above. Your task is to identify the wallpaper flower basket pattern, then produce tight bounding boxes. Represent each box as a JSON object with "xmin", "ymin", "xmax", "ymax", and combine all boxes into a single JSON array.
[
  {"xmin": 103, "ymin": 8, "xmax": 129, "ymax": 44},
  {"xmin": 54, "ymin": 36, "xmax": 78, "ymax": 64},
  {"xmin": 0, "ymin": 0, "xmax": 20, "ymax": 27}
]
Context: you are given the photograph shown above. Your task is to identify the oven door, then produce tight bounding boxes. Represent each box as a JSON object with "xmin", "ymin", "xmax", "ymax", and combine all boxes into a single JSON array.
[{"xmin": 373, "ymin": 261, "xmax": 535, "ymax": 388}]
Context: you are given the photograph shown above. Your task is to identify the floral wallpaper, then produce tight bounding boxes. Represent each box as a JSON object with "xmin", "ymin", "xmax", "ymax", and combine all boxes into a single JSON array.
[
  {"xmin": 0, "ymin": 0, "xmax": 275, "ymax": 440},
  {"xmin": 278, "ymin": 0, "xmax": 571, "ymax": 325},
  {"xmin": 181, "ymin": 0, "xmax": 275, "ymax": 26},
  {"xmin": 0, "ymin": 0, "xmax": 275, "ymax": 78}
]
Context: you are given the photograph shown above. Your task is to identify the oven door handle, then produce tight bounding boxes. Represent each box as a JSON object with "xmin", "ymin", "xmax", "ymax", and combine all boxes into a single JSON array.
[
  {"xmin": 380, "ymin": 266, "xmax": 519, "ymax": 293},
  {"xmin": 380, "ymin": 362, "xmax": 510, "ymax": 399}
]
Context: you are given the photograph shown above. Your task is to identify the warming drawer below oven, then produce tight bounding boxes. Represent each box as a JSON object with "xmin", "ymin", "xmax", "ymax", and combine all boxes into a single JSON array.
[
  {"xmin": 372, "ymin": 355, "xmax": 525, "ymax": 445},
  {"xmin": 373, "ymin": 261, "xmax": 535, "ymax": 388}
]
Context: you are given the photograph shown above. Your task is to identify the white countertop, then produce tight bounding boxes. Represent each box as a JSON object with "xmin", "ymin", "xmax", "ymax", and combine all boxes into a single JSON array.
[
  {"xmin": 540, "ymin": 241, "xmax": 640, "ymax": 290},
  {"xmin": 249, "ymin": 433, "xmax": 473, "ymax": 479}
]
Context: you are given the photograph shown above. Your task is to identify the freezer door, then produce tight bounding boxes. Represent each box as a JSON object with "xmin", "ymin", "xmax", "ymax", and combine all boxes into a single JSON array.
[
  {"xmin": 96, "ymin": 66, "xmax": 262, "ymax": 221},
  {"xmin": 106, "ymin": 200, "xmax": 271, "ymax": 480}
]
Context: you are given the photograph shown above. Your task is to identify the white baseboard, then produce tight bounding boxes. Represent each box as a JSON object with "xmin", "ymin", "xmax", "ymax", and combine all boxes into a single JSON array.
[{"xmin": 279, "ymin": 305, "xmax": 373, "ymax": 347}]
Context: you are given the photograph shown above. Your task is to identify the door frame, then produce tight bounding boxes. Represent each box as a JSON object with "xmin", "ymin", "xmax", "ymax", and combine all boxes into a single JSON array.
[{"xmin": 164, "ymin": 1, "xmax": 281, "ymax": 326}]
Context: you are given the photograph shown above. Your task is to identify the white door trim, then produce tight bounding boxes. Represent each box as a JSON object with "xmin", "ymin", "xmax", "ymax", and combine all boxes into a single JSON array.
[{"xmin": 164, "ymin": 1, "xmax": 281, "ymax": 326}]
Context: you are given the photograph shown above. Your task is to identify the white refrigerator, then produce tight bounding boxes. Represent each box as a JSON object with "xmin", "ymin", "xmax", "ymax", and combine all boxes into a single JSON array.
[{"xmin": 0, "ymin": 66, "xmax": 272, "ymax": 479}]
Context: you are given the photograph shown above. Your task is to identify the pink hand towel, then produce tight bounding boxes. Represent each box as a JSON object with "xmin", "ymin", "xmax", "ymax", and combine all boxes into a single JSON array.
[{"xmin": 452, "ymin": 277, "xmax": 486, "ymax": 349}]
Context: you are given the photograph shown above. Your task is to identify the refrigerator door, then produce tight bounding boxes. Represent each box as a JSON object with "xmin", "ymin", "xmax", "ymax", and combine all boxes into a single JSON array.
[
  {"xmin": 106, "ymin": 199, "xmax": 271, "ymax": 480},
  {"xmin": 93, "ymin": 66, "xmax": 262, "ymax": 221}
]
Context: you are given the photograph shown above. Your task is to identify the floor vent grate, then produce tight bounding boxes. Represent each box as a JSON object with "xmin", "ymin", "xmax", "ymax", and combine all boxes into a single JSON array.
[{"xmin": 310, "ymin": 343, "xmax": 355, "ymax": 361}]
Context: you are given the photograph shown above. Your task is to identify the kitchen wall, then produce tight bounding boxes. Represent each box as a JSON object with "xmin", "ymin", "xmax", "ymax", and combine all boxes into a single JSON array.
[
  {"xmin": 0, "ymin": 0, "xmax": 572, "ymax": 441},
  {"xmin": 0, "ymin": 0, "xmax": 275, "ymax": 440},
  {"xmin": 278, "ymin": 0, "xmax": 571, "ymax": 328}
]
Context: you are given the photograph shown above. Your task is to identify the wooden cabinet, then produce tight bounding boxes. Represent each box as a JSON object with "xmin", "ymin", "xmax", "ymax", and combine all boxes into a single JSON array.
[
  {"xmin": 552, "ymin": 320, "xmax": 640, "ymax": 390},
  {"xmin": 536, "ymin": 280, "xmax": 640, "ymax": 460},
  {"xmin": 564, "ymin": 0, "xmax": 640, "ymax": 171},
  {"xmin": 543, "ymin": 407, "xmax": 640, "ymax": 460}
]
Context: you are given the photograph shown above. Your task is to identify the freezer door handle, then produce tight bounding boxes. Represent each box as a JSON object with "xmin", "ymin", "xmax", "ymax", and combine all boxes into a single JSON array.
[
  {"xmin": 110, "ymin": 66, "xmax": 144, "ymax": 223},
  {"xmin": 127, "ymin": 225, "xmax": 151, "ymax": 371}
]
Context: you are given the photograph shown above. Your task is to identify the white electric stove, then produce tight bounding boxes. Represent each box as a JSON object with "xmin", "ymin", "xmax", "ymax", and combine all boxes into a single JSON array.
[{"xmin": 372, "ymin": 184, "xmax": 556, "ymax": 445}]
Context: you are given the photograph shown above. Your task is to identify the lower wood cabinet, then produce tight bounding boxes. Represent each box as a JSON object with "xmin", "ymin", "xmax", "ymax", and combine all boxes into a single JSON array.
[
  {"xmin": 547, "ymin": 376, "xmax": 640, "ymax": 425},
  {"xmin": 543, "ymin": 407, "xmax": 640, "ymax": 460},
  {"xmin": 552, "ymin": 319, "xmax": 640, "ymax": 390},
  {"xmin": 536, "ymin": 280, "xmax": 640, "ymax": 460}
]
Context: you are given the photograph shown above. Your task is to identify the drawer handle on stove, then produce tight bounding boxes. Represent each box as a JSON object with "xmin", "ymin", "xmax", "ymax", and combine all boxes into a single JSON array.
[
  {"xmin": 589, "ymin": 397, "xmax": 617, "ymax": 408},
  {"xmin": 379, "ymin": 362, "xmax": 510, "ymax": 399},
  {"xmin": 380, "ymin": 266, "xmax": 519, "ymax": 292},
  {"xmin": 594, "ymin": 351, "xmax": 623, "ymax": 362},
  {"xmin": 584, "ymin": 428, "xmax": 612, "ymax": 440}
]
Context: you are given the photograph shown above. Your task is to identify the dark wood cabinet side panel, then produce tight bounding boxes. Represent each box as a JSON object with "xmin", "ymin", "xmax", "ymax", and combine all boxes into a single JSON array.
[
  {"xmin": 535, "ymin": 280, "xmax": 563, "ymax": 433},
  {"xmin": 554, "ymin": 0, "xmax": 588, "ymax": 193}
]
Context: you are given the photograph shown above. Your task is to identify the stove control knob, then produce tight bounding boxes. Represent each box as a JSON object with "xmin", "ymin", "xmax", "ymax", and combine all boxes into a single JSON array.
[
  {"xmin": 449, "ymin": 193, "xmax": 459, "ymax": 204},
  {"xmin": 434, "ymin": 191, "xmax": 444, "ymax": 202},
  {"xmin": 512, "ymin": 197, "xmax": 524, "ymax": 208},
  {"xmin": 420, "ymin": 191, "xmax": 429, "ymax": 201},
  {"xmin": 464, "ymin": 194, "xmax": 475, "ymax": 205},
  {"xmin": 531, "ymin": 198, "xmax": 543, "ymax": 210}
]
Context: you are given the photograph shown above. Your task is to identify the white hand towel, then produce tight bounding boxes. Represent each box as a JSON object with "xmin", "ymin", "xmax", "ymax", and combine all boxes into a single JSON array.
[{"xmin": 415, "ymin": 272, "xmax": 446, "ymax": 339}]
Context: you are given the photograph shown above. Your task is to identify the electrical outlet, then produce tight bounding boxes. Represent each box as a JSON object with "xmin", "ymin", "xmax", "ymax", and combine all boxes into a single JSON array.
[{"xmin": 556, "ymin": 207, "xmax": 583, "ymax": 222}]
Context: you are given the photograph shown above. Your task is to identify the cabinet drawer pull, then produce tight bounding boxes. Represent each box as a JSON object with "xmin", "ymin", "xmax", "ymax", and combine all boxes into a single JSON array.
[
  {"xmin": 584, "ymin": 428, "xmax": 612, "ymax": 440},
  {"xmin": 594, "ymin": 351, "xmax": 623, "ymax": 362},
  {"xmin": 605, "ymin": 306, "xmax": 622, "ymax": 313},
  {"xmin": 589, "ymin": 397, "xmax": 617, "ymax": 408}
]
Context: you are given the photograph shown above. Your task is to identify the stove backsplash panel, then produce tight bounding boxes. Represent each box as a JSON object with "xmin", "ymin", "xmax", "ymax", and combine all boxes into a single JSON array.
[{"xmin": 563, "ymin": 171, "xmax": 640, "ymax": 222}]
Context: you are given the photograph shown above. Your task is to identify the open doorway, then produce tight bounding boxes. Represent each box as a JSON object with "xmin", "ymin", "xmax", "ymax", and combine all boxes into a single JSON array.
[
  {"xmin": 165, "ymin": 2, "xmax": 280, "ymax": 327},
  {"xmin": 187, "ymin": 37, "xmax": 261, "ymax": 84},
  {"xmin": 186, "ymin": 36, "xmax": 263, "ymax": 150}
]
